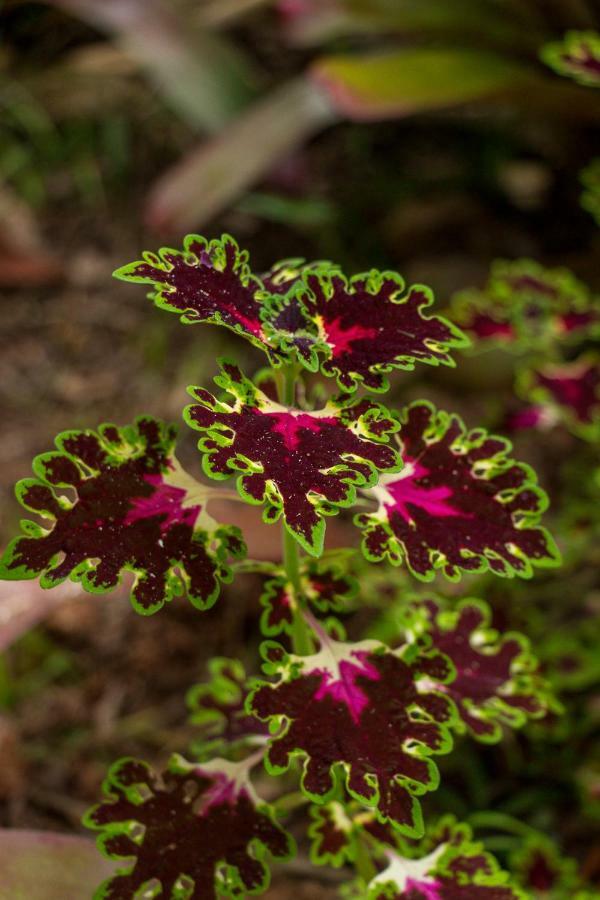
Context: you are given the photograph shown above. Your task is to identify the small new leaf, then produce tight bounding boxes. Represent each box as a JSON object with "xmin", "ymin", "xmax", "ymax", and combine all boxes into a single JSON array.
[
  {"xmin": 85, "ymin": 755, "xmax": 293, "ymax": 899},
  {"xmin": 248, "ymin": 635, "xmax": 456, "ymax": 835},
  {"xmin": 187, "ymin": 658, "xmax": 269, "ymax": 760},
  {"xmin": 0, "ymin": 418, "xmax": 245, "ymax": 614},
  {"xmin": 260, "ymin": 557, "xmax": 356, "ymax": 637},
  {"xmin": 185, "ymin": 361, "xmax": 401, "ymax": 555},
  {"xmin": 356, "ymin": 401, "xmax": 560, "ymax": 580},
  {"xmin": 510, "ymin": 833, "xmax": 580, "ymax": 897}
]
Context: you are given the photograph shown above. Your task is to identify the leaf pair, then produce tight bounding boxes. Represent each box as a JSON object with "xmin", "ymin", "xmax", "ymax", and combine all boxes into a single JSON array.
[{"xmin": 115, "ymin": 233, "xmax": 468, "ymax": 393}]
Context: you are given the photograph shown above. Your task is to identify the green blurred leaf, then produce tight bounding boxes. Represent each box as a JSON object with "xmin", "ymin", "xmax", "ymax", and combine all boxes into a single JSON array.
[{"xmin": 311, "ymin": 48, "xmax": 531, "ymax": 120}]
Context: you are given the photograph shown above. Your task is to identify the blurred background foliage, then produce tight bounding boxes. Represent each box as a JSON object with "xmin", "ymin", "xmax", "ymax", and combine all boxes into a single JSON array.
[{"xmin": 0, "ymin": 1, "xmax": 599, "ymax": 897}]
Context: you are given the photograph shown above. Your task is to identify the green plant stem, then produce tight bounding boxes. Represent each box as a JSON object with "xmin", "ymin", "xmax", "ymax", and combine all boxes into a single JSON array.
[
  {"xmin": 354, "ymin": 836, "xmax": 377, "ymax": 885},
  {"xmin": 277, "ymin": 363, "xmax": 314, "ymax": 656},
  {"xmin": 281, "ymin": 364, "xmax": 298, "ymax": 407},
  {"xmin": 283, "ymin": 526, "xmax": 314, "ymax": 656},
  {"xmin": 273, "ymin": 790, "xmax": 310, "ymax": 815}
]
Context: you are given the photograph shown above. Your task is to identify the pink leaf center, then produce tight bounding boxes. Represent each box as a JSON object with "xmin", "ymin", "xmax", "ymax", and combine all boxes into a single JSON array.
[
  {"xmin": 314, "ymin": 653, "xmax": 380, "ymax": 723},
  {"xmin": 124, "ymin": 474, "xmax": 201, "ymax": 533},
  {"xmin": 383, "ymin": 460, "xmax": 467, "ymax": 523},
  {"xmin": 324, "ymin": 318, "xmax": 378, "ymax": 355},
  {"xmin": 268, "ymin": 412, "xmax": 337, "ymax": 451}
]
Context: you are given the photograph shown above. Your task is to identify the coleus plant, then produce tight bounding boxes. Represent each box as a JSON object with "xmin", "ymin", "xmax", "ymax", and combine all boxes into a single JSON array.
[{"xmin": 0, "ymin": 234, "xmax": 563, "ymax": 898}]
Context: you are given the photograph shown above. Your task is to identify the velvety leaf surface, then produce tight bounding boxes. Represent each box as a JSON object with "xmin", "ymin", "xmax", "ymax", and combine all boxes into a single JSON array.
[
  {"xmin": 406, "ymin": 598, "xmax": 551, "ymax": 741},
  {"xmin": 248, "ymin": 635, "xmax": 456, "ymax": 834},
  {"xmin": 85, "ymin": 755, "xmax": 293, "ymax": 900},
  {"xmin": 517, "ymin": 355, "xmax": 600, "ymax": 441},
  {"xmin": 185, "ymin": 360, "xmax": 401, "ymax": 554},
  {"xmin": 369, "ymin": 817, "xmax": 525, "ymax": 899},
  {"xmin": 293, "ymin": 267, "xmax": 467, "ymax": 391},
  {"xmin": 187, "ymin": 658, "xmax": 269, "ymax": 759},
  {"xmin": 449, "ymin": 259, "xmax": 599, "ymax": 351},
  {"xmin": 0, "ymin": 829, "xmax": 117, "ymax": 900},
  {"xmin": 542, "ymin": 31, "xmax": 600, "ymax": 87},
  {"xmin": 113, "ymin": 234, "xmax": 274, "ymax": 356},
  {"xmin": 0, "ymin": 418, "xmax": 245, "ymax": 614},
  {"xmin": 356, "ymin": 401, "xmax": 559, "ymax": 580},
  {"xmin": 260, "ymin": 557, "xmax": 356, "ymax": 636}
]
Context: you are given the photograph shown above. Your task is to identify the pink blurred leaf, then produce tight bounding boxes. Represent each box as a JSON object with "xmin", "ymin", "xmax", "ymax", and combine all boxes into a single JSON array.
[
  {"xmin": 145, "ymin": 78, "xmax": 336, "ymax": 233},
  {"xmin": 0, "ymin": 829, "xmax": 117, "ymax": 900}
]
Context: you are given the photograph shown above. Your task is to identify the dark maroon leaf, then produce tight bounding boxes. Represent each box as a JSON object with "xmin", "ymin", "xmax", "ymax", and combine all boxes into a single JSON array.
[
  {"xmin": 0, "ymin": 418, "xmax": 245, "ymax": 615},
  {"xmin": 187, "ymin": 658, "xmax": 269, "ymax": 759},
  {"xmin": 248, "ymin": 633, "xmax": 456, "ymax": 834},
  {"xmin": 185, "ymin": 360, "xmax": 401, "ymax": 555},
  {"xmin": 84, "ymin": 754, "xmax": 293, "ymax": 900},
  {"xmin": 295, "ymin": 268, "xmax": 467, "ymax": 391},
  {"xmin": 542, "ymin": 31, "xmax": 600, "ymax": 87},
  {"xmin": 406, "ymin": 598, "xmax": 552, "ymax": 741},
  {"xmin": 114, "ymin": 234, "xmax": 273, "ymax": 355},
  {"xmin": 517, "ymin": 355, "xmax": 600, "ymax": 441},
  {"xmin": 355, "ymin": 401, "xmax": 560, "ymax": 580}
]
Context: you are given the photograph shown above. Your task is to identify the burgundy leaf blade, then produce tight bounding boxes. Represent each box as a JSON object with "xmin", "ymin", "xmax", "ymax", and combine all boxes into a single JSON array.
[
  {"xmin": 248, "ymin": 636, "xmax": 456, "ymax": 835},
  {"xmin": 84, "ymin": 755, "xmax": 293, "ymax": 900},
  {"xmin": 185, "ymin": 360, "xmax": 402, "ymax": 555},
  {"xmin": 517, "ymin": 355, "xmax": 600, "ymax": 442},
  {"xmin": 114, "ymin": 234, "xmax": 274, "ymax": 356},
  {"xmin": 406, "ymin": 598, "xmax": 553, "ymax": 741},
  {"xmin": 0, "ymin": 418, "xmax": 245, "ymax": 615},
  {"xmin": 449, "ymin": 259, "xmax": 599, "ymax": 352},
  {"xmin": 355, "ymin": 401, "xmax": 560, "ymax": 580}
]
